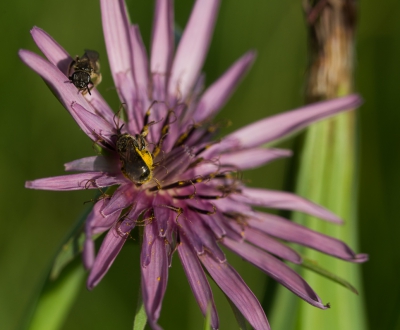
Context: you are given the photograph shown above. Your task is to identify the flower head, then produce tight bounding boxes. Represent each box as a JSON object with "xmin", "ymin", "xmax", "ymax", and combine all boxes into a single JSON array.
[{"xmin": 20, "ymin": 0, "xmax": 367, "ymax": 329}]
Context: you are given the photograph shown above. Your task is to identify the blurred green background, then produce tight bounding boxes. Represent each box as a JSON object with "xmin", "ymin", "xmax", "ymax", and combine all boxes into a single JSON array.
[{"xmin": 1, "ymin": 0, "xmax": 399, "ymax": 329}]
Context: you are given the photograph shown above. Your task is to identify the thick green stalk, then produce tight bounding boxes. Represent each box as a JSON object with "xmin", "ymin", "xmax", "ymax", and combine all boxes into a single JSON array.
[{"xmin": 270, "ymin": 1, "xmax": 367, "ymax": 329}]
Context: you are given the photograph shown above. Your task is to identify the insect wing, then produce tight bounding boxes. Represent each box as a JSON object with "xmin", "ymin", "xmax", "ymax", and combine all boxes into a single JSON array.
[{"xmin": 83, "ymin": 50, "xmax": 100, "ymax": 72}]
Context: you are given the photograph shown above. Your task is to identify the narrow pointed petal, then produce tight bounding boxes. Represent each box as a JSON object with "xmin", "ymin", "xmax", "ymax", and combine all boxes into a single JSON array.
[
  {"xmin": 197, "ymin": 213, "xmax": 226, "ymax": 239},
  {"xmin": 248, "ymin": 212, "xmax": 367, "ymax": 262},
  {"xmin": 115, "ymin": 71, "xmax": 143, "ymax": 134},
  {"xmin": 141, "ymin": 217, "xmax": 157, "ymax": 268},
  {"xmin": 25, "ymin": 172, "xmax": 123, "ymax": 191},
  {"xmin": 88, "ymin": 199, "xmax": 147, "ymax": 289},
  {"xmin": 87, "ymin": 227, "xmax": 126, "ymax": 289},
  {"xmin": 90, "ymin": 200, "xmax": 121, "ymax": 234},
  {"xmin": 194, "ymin": 51, "xmax": 255, "ymax": 122},
  {"xmin": 153, "ymin": 194, "xmax": 172, "ymax": 237},
  {"xmin": 243, "ymin": 227, "xmax": 302, "ymax": 264},
  {"xmin": 130, "ymin": 24, "xmax": 150, "ymax": 99},
  {"xmin": 178, "ymin": 213, "xmax": 204, "ymax": 256},
  {"xmin": 236, "ymin": 187, "xmax": 343, "ymax": 223},
  {"xmin": 225, "ymin": 94, "xmax": 362, "ymax": 149},
  {"xmin": 30, "ymin": 27, "xmax": 115, "ymax": 123},
  {"xmin": 100, "ymin": 0, "xmax": 133, "ymax": 87},
  {"xmin": 64, "ymin": 156, "xmax": 118, "ymax": 173},
  {"xmin": 85, "ymin": 92, "xmax": 116, "ymax": 124},
  {"xmin": 200, "ymin": 253, "xmax": 270, "ymax": 330},
  {"xmin": 223, "ymin": 238, "xmax": 327, "ymax": 309},
  {"xmin": 178, "ymin": 235, "xmax": 219, "ymax": 329},
  {"xmin": 151, "ymin": 0, "xmax": 174, "ymax": 79},
  {"xmin": 101, "ymin": 0, "xmax": 137, "ymax": 124},
  {"xmin": 83, "ymin": 200, "xmax": 120, "ymax": 269},
  {"xmin": 30, "ymin": 26, "xmax": 71, "ymax": 75},
  {"xmin": 190, "ymin": 212, "xmax": 226, "ymax": 262},
  {"xmin": 141, "ymin": 222, "xmax": 168, "ymax": 326},
  {"xmin": 219, "ymin": 148, "xmax": 292, "ymax": 170},
  {"xmin": 168, "ymin": 0, "xmax": 220, "ymax": 101},
  {"xmin": 101, "ymin": 183, "xmax": 137, "ymax": 216},
  {"xmin": 71, "ymin": 102, "xmax": 116, "ymax": 145}
]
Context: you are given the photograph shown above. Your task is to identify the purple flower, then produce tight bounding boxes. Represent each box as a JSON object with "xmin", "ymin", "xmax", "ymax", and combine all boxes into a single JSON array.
[{"xmin": 20, "ymin": 0, "xmax": 367, "ymax": 329}]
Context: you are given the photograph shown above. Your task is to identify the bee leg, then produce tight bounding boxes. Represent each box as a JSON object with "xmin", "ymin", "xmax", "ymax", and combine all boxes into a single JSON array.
[
  {"xmin": 188, "ymin": 203, "xmax": 217, "ymax": 215},
  {"xmin": 151, "ymin": 177, "xmax": 162, "ymax": 190},
  {"xmin": 152, "ymin": 110, "xmax": 176, "ymax": 158},
  {"xmin": 140, "ymin": 100, "xmax": 159, "ymax": 137},
  {"xmin": 171, "ymin": 181, "xmax": 197, "ymax": 200}
]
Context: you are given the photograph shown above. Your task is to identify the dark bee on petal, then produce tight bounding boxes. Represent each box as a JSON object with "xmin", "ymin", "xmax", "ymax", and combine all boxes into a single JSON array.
[
  {"xmin": 116, "ymin": 133, "xmax": 154, "ymax": 185},
  {"xmin": 68, "ymin": 50, "xmax": 102, "ymax": 95}
]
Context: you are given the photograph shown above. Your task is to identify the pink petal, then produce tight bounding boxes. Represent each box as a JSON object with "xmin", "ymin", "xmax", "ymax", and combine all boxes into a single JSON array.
[
  {"xmin": 90, "ymin": 200, "xmax": 121, "ymax": 234},
  {"xmin": 219, "ymin": 148, "xmax": 292, "ymax": 170},
  {"xmin": 248, "ymin": 212, "xmax": 368, "ymax": 262},
  {"xmin": 236, "ymin": 187, "xmax": 343, "ymax": 223},
  {"xmin": 71, "ymin": 102, "xmax": 116, "ymax": 145},
  {"xmin": 87, "ymin": 227, "xmax": 126, "ymax": 289},
  {"xmin": 225, "ymin": 94, "xmax": 362, "ymax": 149},
  {"xmin": 25, "ymin": 172, "xmax": 123, "ymax": 191},
  {"xmin": 199, "ymin": 253, "xmax": 270, "ymax": 330},
  {"xmin": 85, "ymin": 92, "xmax": 116, "ymax": 125},
  {"xmin": 168, "ymin": 0, "xmax": 220, "ymax": 101},
  {"xmin": 30, "ymin": 26, "xmax": 71, "ymax": 75},
  {"xmin": 243, "ymin": 227, "xmax": 302, "ymax": 264},
  {"xmin": 130, "ymin": 24, "xmax": 150, "ymax": 100},
  {"xmin": 141, "ymin": 215, "xmax": 157, "ymax": 267},
  {"xmin": 30, "ymin": 27, "xmax": 115, "ymax": 123},
  {"xmin": 194, "ymin": 51, "xmax": 255, "ymax": 122},
  {"xmin": 178, "ymin": 235, "xmax": 219, "ymax": 329},
  {"xmin": 189, "ymin": 212, "xmax": 226, "ymax": 262},
  {"xmin": 83, "ymin": 200, "xmax": 120, "ymax": 270},
  {"xmin": 141, "ymin": 222, "xmax": 168, "ymax": 326},
  {"xmin": 101, "ymin": 183, "xmax": 137, "ymax": 216},
  {"xmin": 223, "ymin": 238, "xmax": 327, "ymax": 309},
  {"xmin": 178, "ymin": 211, "xmax": 204, "ymax": 256},
  {"xmin": 100, "ymin": 0, "xmax": 133, "ymax": 85},
  {"xmin": 100, "ymin": 0, "xmax": 137, "ymax": 121},
  {"xmin": 153, "ymin": 194, "xmax": 172, "ymax": 237},
  {"xmin": 151, "ymin": 0, "xmax": 174, "ymax": 80},
  {"xmin": 64, "ymin": 156, "xmax": 119, "ymax": 173},
  {"xmin": 197, "ymin": 213, "xmax": 226, "ymax": 239},
  {"xmin": 116, "ymin": 72, "xmax": 142, "ymax": 134},
  {"xmin": 87, "ymin": 199, "xmax": 147, "ymax": 289}
]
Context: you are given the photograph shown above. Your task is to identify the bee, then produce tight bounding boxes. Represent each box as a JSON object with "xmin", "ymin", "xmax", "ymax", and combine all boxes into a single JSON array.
[
  {"xmin": 113, "ymin": 101, "xmax": 170, "ymax": 187},
  {"xmin": 116, "ymin": 132, "xmax": 154, "ymax": 185},
  {"xmin": 68, "ymin": 50, "xmax": 102, "ymax": 95}
]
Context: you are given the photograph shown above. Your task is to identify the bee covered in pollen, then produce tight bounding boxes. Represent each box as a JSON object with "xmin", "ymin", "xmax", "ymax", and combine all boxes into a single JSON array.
[{"xmin": 68, "ymin": 50, "xmax": 102, "ymax": 95}]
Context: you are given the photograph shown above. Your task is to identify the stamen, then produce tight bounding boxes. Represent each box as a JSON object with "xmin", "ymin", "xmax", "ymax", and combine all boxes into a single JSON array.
[
  {"xmin": 194, "ymin": 140, "xmax": 221, "ymax": 157},
  {"xmin": 188, "ymin": 203, "xmax": 217, "ymax": 215},
  {"xmin": 172, "ymin": 181, "xmax": 197, "ymax": 200},
  {"xmin": 174, "ymin": 123, "xmax": 200, "ymax": 147}
]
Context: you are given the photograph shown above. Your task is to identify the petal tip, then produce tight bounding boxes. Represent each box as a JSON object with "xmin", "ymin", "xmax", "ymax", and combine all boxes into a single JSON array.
[
  {"xmin": 354, "ymin": 253, "xmax": 369, "ymax": 263},
  {"xmin": 30, "ymin": 26, "xmax": 40, "ymax": 35},
  {"xmin": 344, "ymin": 93, "xmax": 363, "ymax": 108},
  {"xmin": 18, "ymin": 49, "xmax": 28, "ymax": 59},
  {"xmin": 245, "ymin": 49, "xmax": 257, "ymax": 61}
]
